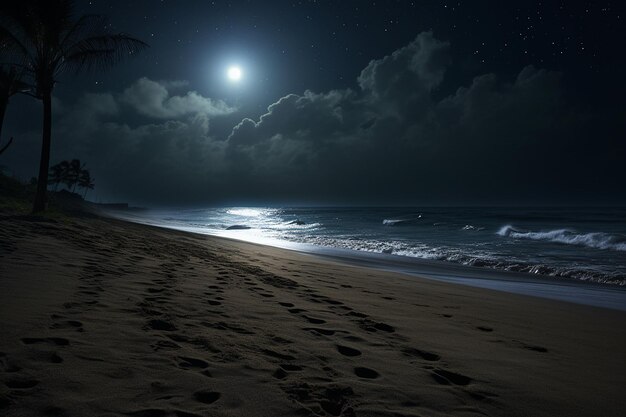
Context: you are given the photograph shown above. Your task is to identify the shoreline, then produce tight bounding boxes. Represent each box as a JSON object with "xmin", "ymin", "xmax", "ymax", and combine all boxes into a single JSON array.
[
  {"xmin": 106, "ymin": 210, "xmax": 626, "ymax": 311},
  {"xmin": 1, "ymin": 212, "xmax": 625, "ymax": 416}
]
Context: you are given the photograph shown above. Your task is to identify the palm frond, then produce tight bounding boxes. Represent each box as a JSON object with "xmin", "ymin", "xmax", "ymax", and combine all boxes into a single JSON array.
[
  {"xmin": 0, "ymin": 25, "xmax": 33, "ymax": 65},
  {"xmin": 60, "ymin": 14, "xmax": 106, "ymax": 48},
  {"xmin": 63, "ymin": 34, "xmax": 148, "ymax": 74},
  {"xmin": 0, "ymin": 1, "xmax": 40, "ymax": 51},
  {"xmin": 1, "ymin": 0, "xmax": 147, "ymax": 84},
  {"xmin": 0, "ymin": 65, "xmax": 33, "ymax": 95}
]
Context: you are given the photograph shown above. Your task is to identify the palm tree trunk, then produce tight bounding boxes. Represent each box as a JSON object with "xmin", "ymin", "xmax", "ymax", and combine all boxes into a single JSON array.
[
  {"xmin": 0, "ymin": 138, "xmax": 12, "ymax": 155},
  {"xmin": 0, "ymin": 93, "xmax": 10, "ymax": 155},
  {"xmin": 33, "ymin": 92, "xmax": 52, "ymax": 213}
]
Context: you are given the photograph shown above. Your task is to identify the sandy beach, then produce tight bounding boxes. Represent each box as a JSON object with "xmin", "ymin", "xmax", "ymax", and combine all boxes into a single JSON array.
[{"xmin": 1, "ymin": 212, "xmax": 625, "ymax": 417}]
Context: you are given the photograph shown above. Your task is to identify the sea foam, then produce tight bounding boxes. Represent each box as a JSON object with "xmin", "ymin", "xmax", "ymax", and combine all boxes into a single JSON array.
[
  {"xmin": 497, "ymin": 225, "xmax": 626, "ymax": 251},
  {"xmin": 382, "ymin": 214, "xmax": 421, "ymax": 226}
]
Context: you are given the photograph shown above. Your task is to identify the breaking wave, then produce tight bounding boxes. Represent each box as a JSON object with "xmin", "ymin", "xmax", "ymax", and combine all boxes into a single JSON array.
[
  {"xmin": 382, "ymin": 214, "xmax": 422, "ymax": 226},
  {"xmin": 461, "ymin": 224, "xmax": 484, "ymax": 231},
  {"xmin": 111, "ymin": 207, "xmax": 626, "ymax": 287},
  {"xmin": 288, "ymin": 235, "xmax": 626, "ymax": 285},
  {"xmin": 497, "ymin": 225, "xmax": 626, "ymax": 251}
]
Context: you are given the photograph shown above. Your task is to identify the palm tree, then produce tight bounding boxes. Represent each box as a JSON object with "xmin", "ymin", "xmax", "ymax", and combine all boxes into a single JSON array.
[
  {"xmin": 0, "ymin": 0, "xmax": 147, "ymax": 212},
  {"xmin": 67, "ymin": 158, "xmax": 82, "ymax": 192},
  {"xmin": 48, "ymin": 159, "xmax": 69, "ymax": 190},
  {"xmin": 78, "ymin": 167, "xmax": 94, "ymax": 198},
  {"xmin": 0, "ymin": 65, "xmax": 30, "ymax": 155}
]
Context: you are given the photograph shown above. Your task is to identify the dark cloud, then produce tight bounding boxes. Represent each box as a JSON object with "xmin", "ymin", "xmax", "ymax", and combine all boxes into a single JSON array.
[
  {"xmin": 358, "ymin": 31, "xmax": 450, "ymax": 112},
  {"xmin": 2, "ymin": 32, "xmax": 623, "ymax": 205},
  {"xmin": 224, "ymin": 32, "xmax": 616, "ymax": 203}
]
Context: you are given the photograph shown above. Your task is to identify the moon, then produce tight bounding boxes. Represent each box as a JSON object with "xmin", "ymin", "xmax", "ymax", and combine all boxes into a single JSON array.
[{"xmin": 227, "ymin": 66, "xmax": 242, "ymax": 81}]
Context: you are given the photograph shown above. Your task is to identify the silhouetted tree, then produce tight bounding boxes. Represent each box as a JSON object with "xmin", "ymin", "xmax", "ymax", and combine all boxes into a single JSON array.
[
  {"xmin": 48, "ymin": 160, "xmax": 69, "ymax": 190},
  {"xmin": 49, "ymin": 159, "xmax": 95, "ymax": 197},
  {"xmin": 78, "ymin": 168, "xmax": 94, "ymax": 198},
  {"xmin": 0, "ymin": 0, "xmax": 147, "ymax": 212},
  {"xmin": 69, "ymin": 159, "xmax": 83, "ymax": 192}
]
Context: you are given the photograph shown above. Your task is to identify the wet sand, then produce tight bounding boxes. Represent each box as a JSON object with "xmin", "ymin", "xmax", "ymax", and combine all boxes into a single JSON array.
[{"xmin": 1, "ymin": 213, "xmax": 625, "ymax": 416}]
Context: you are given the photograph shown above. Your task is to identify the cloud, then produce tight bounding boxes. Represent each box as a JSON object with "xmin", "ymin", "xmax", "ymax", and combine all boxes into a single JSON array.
[
  {"xmin": 358, "ymin": 31, "xmax": 450, "ymax": 116},
  {"xmin": 121, "ymin": 77, "xmax": 235, "ymax": 119},
  {"xmin": 227, "ymin": 32, "xmax": 454, "ymax": 154},
  {"xmin": 224, "ymin": 32, "xmax": 621, "ymax": 203},
  {"xmin": 2, "ymin": 32, "xmax": 623, "ymax": 205}
]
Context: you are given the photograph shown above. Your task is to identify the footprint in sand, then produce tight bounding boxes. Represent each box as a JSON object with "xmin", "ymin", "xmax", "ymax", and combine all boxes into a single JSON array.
[
  {"xmin": 144, "ymin": 296, "xmax": 168, "ymax": 304},
  {"xmin": 193, "ymin": 390, "xmax": 221, "ymax": 404},
  {"xmin": 278, "ymin": 302, "xmax": 295, "ymax": 307},
  {"xmin": 522, "ymin": 343, "xmax": 548, "ymax": 353},
  {"xmin": 303, "ymin": 316, "xmax": 326, "ymax": 325},
  {"xmin": 126, "ymin": 408, "xmax": 203, "ymax": 416},
  {"xmin": 262, "ymin": 349, "xmax": 296, "ymax": 361},
  {"xmin": 5, "ymin": 378, "xmax": 39, "ymax": 389},
  {"xmin": 357, "ymin": 319, "xmax": 395, "ymax": 333},
  {"xmin": 430, "ymin": 369, "xmax": 472, "ymax": 386},
  {"xmin": 402, "ymin": 347, "xmax": 441, "ymax": 362},
  {"xmin": 336, "ymin": 345, "xmax": 362, "ymax": 357},
  {"xmin": 374, "ymin": 322, "xmax": 394, "ymax": 332},
  {"xmin": 21, "ymin": 337, "xmax": 70, "ymax": 346},
  {"xmin": 271, "ymin": 336, "xmax": 292, "ymax": 344},
  {"xmin": 0, "ymin": 356, "xmax": 21, "ymax": 373},
  {"xmin": 281, "ymin": 364, "xmax": 303, "ymax": 371},
  {"xmin": 39, "ymin": 352, "xmax": 63, "ymax": 364},
  {"xmin": 500, "ymin": 339, "xmax": 549, "ymax": 353},
  {"xmin": 152, "ymin": 340, "xmax": 181, "ymax": 351},
  {"xmin": 178, "ymin": 356, "xmax": 209, "ymax": 370},
  {"xmin": 50, "ymin": 319, "xmax": 84, "ymax": 332},
  {"xmin": 354, "ymin": 367, "xmax": 379, "ymax": 379},
  {"xmin": 303, "ymin": 327, "xmax": 336, "ymax": 336},
  {"xmin": 202, "ymin": 321, "xmax": 255, "ymax": 335},
  {"xmin": 273, "ymin": 368, "xmax": 288, "ymax": 379},
  {"xmin": 273, "ymin": 364, "xmax": 303, "ymax": 379},
  {"xmin": 147, "ymin": 319, "xmax": 177, "ymax": 331},
  {"xmin": 322, "ymin": 298, "xmax": 343, "ymax": 306}
]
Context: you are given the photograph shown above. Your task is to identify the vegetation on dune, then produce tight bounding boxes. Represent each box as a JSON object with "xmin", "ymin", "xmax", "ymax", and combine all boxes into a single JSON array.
[
  {"xmin": 48, "ymin": 159, "xmax": 95, "ymax": 197},
  {"xmin": 0, "ymin": 168, "xmax": 84, "ymax": 219}
]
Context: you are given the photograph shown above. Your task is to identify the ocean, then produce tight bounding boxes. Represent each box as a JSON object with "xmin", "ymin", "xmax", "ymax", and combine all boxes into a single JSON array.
[{"xmin": 114, "ymin": 206, "xmax": 626, "ymax": 287}]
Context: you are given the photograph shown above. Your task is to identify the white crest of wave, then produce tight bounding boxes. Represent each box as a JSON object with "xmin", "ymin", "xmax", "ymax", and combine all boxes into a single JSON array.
[
  {"xmin": 497, "ymin": 225, "xmax": 626, "ymax": 251},
  {"xmin": 462, "ymin": 225, "xmax": 484, "ymax": 231},
  {"xmin": 382, "ymin": 214, "xmax": 421, "ymax": 226}
]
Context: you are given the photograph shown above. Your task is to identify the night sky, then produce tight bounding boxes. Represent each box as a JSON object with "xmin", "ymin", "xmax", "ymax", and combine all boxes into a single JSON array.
[{"xmin": 2, "ymin": 0, "xmax": 625, "ymax": 206}]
